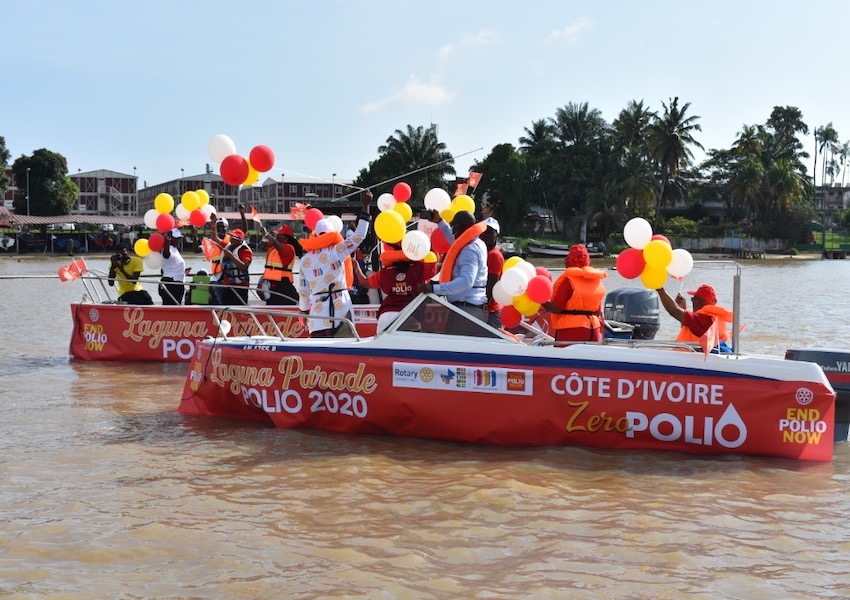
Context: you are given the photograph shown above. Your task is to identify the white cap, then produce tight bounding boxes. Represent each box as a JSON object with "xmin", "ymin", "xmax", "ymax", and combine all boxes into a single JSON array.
[
  {"xmin": 216, "ymin": 217, "xmax": 229, "ymax": 226},
  {"xmin": 170, "ymin": 228, "xmax": 183, "ymax": 238},
  {"xmin": 484, "ymin": 217, "xmax": 500, "ymax": 233},
  {"xmin": 313, "ymin": 219, "xmax": 332, "ymax": 235}
]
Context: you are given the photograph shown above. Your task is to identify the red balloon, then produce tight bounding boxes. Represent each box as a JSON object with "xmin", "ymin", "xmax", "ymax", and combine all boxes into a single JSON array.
[
  {"xmin": 304, "ymin": 208, "xmax": 324, "ymax": 230},
  {"xmin": 393, "ymin": 182, "xmax": 412, "ymax": 202},
  {"xmin": 155, "ymin": 213, "xmax": 175, "ymax": 233},
  {"xmin": 430, "ymin": 227, "xmax": 450, "ymax": 254},
  {"xmin": 501, "ymin": 305, "xmax": 522, "ymax": 329},
  {"xmin": 249, "ymin": 145, "xmax": 275, "ymax": 172},
  {"xmin": 220, "ymin": 154, "xmax": 249, "ymax": 186},
  {"xmin": 616, "ymin": 247, "xmax": 645, "ymax": 279},
  {"xmin": 534, "ymin": 266, "xmax": 552, "ymax": 280},
  {"xmin": 147, "ymin": 233, "xmax": 165, "ymax": 252},
  {"xmin": 526, "ymin": 275, "xmax": 553, "ymax": 304},
  {"xmin": 189, "ymin": 208, "xmax": 208, "ymax": 227},
  {"xmin": 651, "ymin": 234, "xmax": 670, "ymax": 245}
]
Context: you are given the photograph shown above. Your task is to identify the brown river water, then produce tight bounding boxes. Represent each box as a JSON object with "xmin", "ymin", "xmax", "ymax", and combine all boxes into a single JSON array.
[{"xmin": 1, "ymin": 255, "xmax": 849, "ymax": 599}]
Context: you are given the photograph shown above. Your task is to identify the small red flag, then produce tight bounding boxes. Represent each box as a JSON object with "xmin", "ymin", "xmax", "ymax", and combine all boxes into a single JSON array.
[
  {"xmin": 467, "ymin": 171, "xmax": 482, "ymax": 188},
  {"xmin": 455, "ymin": 183, "xmax": 468, "ymax": 197},
  {"xmin": 699, "ymin": 319, "xmax": 719, "ymax": 360},
  {"xmin": 250, "ymin": 205, "xmax": 261, "ymax": 223},
  {"xmin": 201, "ymin": 237, "xmax": 217, "ymax": 261},
  {"xmin": 57, "ymin": 258, "xmax": 88, "ymax": 282}
]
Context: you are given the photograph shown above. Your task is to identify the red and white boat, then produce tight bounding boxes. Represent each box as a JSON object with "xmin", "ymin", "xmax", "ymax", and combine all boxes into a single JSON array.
[
  {"xmin": 68, "ymin": 273, "xmax": 377, "ymax": 362},
  {"xmin": 178, "ymin": 293, "xmax": 836, "ymax": 461}
]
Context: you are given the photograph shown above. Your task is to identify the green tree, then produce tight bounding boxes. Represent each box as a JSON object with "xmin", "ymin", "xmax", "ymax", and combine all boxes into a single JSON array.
[
  {"xmin": 471, "ymin": 144, "xmax": 527, "ymax": 235},
  {"xmin": 647, "ymin": 97, "xmax": 704, "ymax": 227},
  {"xmin": 354, "ymin": 124, "xmax": 455, "ymax": 205},
  {"xmin": 518, "ymin": 119, "xmax": 557, "ymax": 225},
  {"xmin": 12, "ymin": 149, "xmax": 78, "ymax": 216},
  {"xmin": 0, "ymin": 136, "xmax": 9, "ymax": 201},
  {"xmin": 611, "ymin": 101, "xmax": 657, "ymax": 218}
]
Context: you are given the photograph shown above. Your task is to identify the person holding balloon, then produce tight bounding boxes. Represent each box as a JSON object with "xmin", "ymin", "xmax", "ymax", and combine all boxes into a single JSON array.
[
  {"xmin": 479, "ymin": 217, "xmax": 505, "ymax": 329},
  {"xmin": 216, "ymin": 228, "xmax": 253, "ymax": 305},
  {"xmin": 543, "ymin": 244, "xmax": 607, "ymax": 344},
  {"xmin": 158, "ymin": 228, "xmax": 186, "ymax": 305},
  {"xmin": 298, "ymin": 190, "xmax": 374, "ymax": 338},
  {"xmin": 207, "ymin": 204, "xmax": 249, "ymax": 304},
  {"xmin": 259, "ymin": 224, "xmax": 299, "ymax": 305},
  {"xmin": 418, "ymin": 210, "xmax": 489, "ymax": 334},
  {"xmin": 353, "ymin": 242, "xmax": 438, "ymax": 333},
  {"xmin": 656, "ymin": 284, "xmax": 734, "ymax": 353}
]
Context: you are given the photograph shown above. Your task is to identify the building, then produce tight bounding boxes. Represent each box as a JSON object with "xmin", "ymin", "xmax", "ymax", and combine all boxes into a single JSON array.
[{"xmin": 70, "ymin": 169, "xmax": 137, "ymax": 215}]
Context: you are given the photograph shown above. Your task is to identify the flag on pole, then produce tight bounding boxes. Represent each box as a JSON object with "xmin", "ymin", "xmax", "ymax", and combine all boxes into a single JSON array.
[
  {"xmin": 467, "ymin": 171, "xmax": 483, "ymax": 188},
  {"xmin": 250, "ymin": 205, "xmax": 261, "ymax": 223},
  {"xmin": 291, "ymin": 202, "xmax": 308, "ymax": 220},
  {"xmin": 699, "ymin": 319, "xmax": 719, "ymax": 360},
  {"xmin": 57, "ymin": 258, "xmax": 88, "ymax": 282},
  {"xmin": 455, "ymin": 183, "xmax": 468, "ymax": 197},
  {"xmin": 201, "ymin": 237, "xmax": 217, "ymax": 262}
]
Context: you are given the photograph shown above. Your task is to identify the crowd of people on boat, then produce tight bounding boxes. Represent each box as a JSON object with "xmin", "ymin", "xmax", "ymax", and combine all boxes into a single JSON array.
[{"xmin": 104, "ymin": 195, "xmax": 733, "ymax": 347}]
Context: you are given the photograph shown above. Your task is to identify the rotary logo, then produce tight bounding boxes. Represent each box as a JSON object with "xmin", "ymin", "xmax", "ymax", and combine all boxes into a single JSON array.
[
  {"xmin": 89, "ymin": 308, "xmax": 100, "ymax": 322},
  {"xmin": 795, "ymin": 387, "xmax": 814, "ymax": 406},
  {"xmin": 420, "ymin": 367, "xmax": 434, "ymax": 383}
]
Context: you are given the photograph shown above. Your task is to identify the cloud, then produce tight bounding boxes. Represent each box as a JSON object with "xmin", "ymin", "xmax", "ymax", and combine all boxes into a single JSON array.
[
  {"xmin": 544, "ymin": 16, "xmax": 591, "ymax": 44},
  {"xmin": 361, "ymin": 74, "xmax": 455, "ymax": 114},
  {"xmin": 437, "ymin": 29, "xmax": 498, "ymax": 62}
]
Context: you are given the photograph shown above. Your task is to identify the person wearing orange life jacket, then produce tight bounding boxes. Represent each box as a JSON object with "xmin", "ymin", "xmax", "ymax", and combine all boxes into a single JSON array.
[
  {"xmin": 543, "ymin": 244, "xmax": 607, "ymax": 344},
  {"xmin": 259, "ymin": 224, "xmax": 299, "ymax": 305},
  {"xmin": 656, "ymin": 284, "xmax": 734, "ymax": 353},
  {"xmin": 207, "ymin": 204, "xmax": 249, "ymax": 304}
]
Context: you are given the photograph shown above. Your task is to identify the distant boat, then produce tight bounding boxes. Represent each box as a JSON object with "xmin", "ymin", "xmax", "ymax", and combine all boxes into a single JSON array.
[{"xmin": 527, "ymin": 239, "xmax": 606, "ymax": 259}]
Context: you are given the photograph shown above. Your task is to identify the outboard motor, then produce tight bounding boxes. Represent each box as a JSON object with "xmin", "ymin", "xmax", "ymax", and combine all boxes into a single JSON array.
[{"xmin": 604, "ymin": 287, "xmax": 661, "ymax": 340}]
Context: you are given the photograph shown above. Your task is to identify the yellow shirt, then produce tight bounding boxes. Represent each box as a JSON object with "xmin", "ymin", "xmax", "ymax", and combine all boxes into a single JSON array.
[{"xmin": 114, "ymin": 256, "xmax": 145, "ymax": 297}]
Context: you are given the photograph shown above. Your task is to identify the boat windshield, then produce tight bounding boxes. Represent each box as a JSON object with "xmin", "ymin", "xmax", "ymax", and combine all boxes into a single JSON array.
[{"xmin": 391, "ymin": 297, "xmax": 504, "ymax": 339}]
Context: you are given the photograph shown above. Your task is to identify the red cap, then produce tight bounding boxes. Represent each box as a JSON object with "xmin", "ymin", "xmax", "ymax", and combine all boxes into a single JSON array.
[
  {"xmin": 687, "ymin": 284, "xmax": 717, "ymax": 305},
  {"xmin": 229, "ymin": 229, "xmax": 245, "ymax": 240},
  {"xmin": 565, "ymin": 244, "xmax": 590, "ymax": 268},
  {"xmin": 274, "ymin": 225, "xmax": 294, "ymax": 237}
]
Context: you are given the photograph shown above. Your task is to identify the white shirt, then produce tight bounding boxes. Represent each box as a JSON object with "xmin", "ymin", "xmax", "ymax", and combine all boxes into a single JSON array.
[{"xmin": 162, "ymin": 245, "xmax": 186, "ymax": 281}]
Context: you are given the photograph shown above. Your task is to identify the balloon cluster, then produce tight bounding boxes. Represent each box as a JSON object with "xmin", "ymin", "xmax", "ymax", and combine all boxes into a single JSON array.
[
  {"xmin": 208, "ymin": 134, "xmax": 275, "ymax": 186},
  {"xmin": 134, "ymin": 190, "xmax": 216, "ymax": 267},
  {"xmin": 372, "ymin": 183, "xmax": 435, "ymax": 262},
  {"xmin": 615, "ymin": 217, "xmax": 694, "ymax": 289},
  {"xmin": 491, "ymin": 257, "xmax": 553, "ymax": 329},
  {"xmin": 420, "ymin": 188, "xmax": 477, "ymax": 254}
]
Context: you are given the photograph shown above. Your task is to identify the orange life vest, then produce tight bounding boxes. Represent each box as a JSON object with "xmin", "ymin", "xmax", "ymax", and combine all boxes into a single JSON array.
[
  {"xmin": 439, "ymin": 222, "xmax": 488, "ymax": 284},
  {"xmin": 549, "ymin": 267, "xmax": 607, "ymax": 331},
  {"xmin": 677, "ymin": 304, "xmax": 733, "ymax": 342},
  {"xmin": 344, "ymin": 255, "xmax": 354, "ymax": 288},
  {"xmin": 263, "ymin": 246, "xmax": 294, "ymax": 282},
  {"xmin": 209, "ymin": 234, "xmax": 230, "ymax": 276}
]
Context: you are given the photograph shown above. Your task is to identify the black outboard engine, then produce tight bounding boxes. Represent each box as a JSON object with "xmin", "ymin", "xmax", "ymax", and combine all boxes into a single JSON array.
[{"xmin": 604, "ymin": 287, "xmax": 661, "ymax": 340}]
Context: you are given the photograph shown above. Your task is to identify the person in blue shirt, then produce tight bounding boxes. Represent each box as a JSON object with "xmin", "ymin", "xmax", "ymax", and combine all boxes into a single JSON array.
[{"xmin": 419, "ymin": 210, "xmax": 488, "ymax": 334}]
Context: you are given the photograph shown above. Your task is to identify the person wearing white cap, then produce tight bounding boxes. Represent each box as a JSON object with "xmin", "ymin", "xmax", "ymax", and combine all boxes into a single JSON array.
[
  {"xmin": 159, "ymin": 228, "xmax": 187, "ymax": 305},
  {"xmin": 479, "ymin": 217, "xmax": 505, "ymax": 329}
]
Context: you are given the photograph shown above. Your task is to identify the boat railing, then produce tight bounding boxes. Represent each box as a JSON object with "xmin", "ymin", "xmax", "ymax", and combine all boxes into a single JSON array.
[{"xmin": 202, "ymin": 305, "xmax": 362, "ymax": 343}]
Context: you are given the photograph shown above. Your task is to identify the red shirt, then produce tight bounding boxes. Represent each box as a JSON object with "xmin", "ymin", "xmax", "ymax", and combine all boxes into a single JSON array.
[
  {"xmin": 682, "ymin": 310, "xmax": 714, "ymax": 337},
  {"xmin": 368, "ymin": 262, "xmax": 438, "ymax": 316}
]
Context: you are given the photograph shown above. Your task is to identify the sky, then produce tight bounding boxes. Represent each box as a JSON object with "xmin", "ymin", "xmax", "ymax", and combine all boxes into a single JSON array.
[{"xmin": 4, "ymin": 0, "xmax": 850, "ymax": 190}]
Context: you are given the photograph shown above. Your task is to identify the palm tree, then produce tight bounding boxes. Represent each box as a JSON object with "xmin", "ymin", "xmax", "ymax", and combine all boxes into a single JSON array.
[
  {"xmin": 611, "ymin": 100, "xmax": 656, "ymax": 153},
  {"xmin": 365, "ymin": 124, "xmax": 455, "ymax": 203},
  {"xmin": 518, "ymin": 119, "xmax": 556, "ymax": 157},
  {"xmin": 551, "ymin": 102, "xmax": 609, "ymax": 148},
  {"xmin": 814, "ymin": 123, "xmax": 839, "ymax": 187},
  {"xmin": 647, "ymin": 97, "xmax": 704, "ymax": 227},
  {"xmin": 840, "ymin": 141, "xmax": 850, "ymax": 187}
]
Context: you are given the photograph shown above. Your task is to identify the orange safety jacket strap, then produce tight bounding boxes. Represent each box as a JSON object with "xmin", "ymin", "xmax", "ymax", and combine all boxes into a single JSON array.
[{"xmin": 439, "ymin": 221, "xmax": 488, "ymax": 285}]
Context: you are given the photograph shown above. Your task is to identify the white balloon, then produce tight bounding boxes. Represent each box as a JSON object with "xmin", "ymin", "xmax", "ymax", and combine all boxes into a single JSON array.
[
  {"xmin": 208, "ymin": 134, "xmax": 236, "ymax": 164},
  {"xmin": 219, "ymin": 320, "xmax": 232, "ymax": 336},
  {"xmin": 417, "ymin": 219, "xmax": 438, "ymax": 236},
  {"xmin": 667, "ymin": 248, "xmax": 694, "ymax": 277},
  {"xmin": 515, "ymin": 260, "xmax": 537, "ymax": 282},
  {"xmin": 326, "ymin": 215, "xmax": 344, "ymax": 233},
  {"xmin": 624, "ymin": 217, "xmax": 653, "ymax": 249},
  {"xmin": 377, "ymin": 193, "xmax": 397, "ymax": 212},
  {"xmin": 175, "ymin": 204, "xmax": 190, "ymax": 220},
  {"xmin": 492, "ymin": 280, "xmax": 514, "ymax": 306},
  {"xmin": 144, "ymin": 209, "xmax": 159, "ymax": 229},
  {"xmin": 201, "ymin": 204, "xmax": 216, "ymax": 218},
  {"xmin": 424, "ymin": 188, "xmax": 452, "ymax": 212},
  {"xmin": 500, "ymin": 267, "xmax": 529, "ymax": 297},
  {"xmin": 144, "ymin": 251, "xmax": 163, "ymax": 269},
  {"xmin": 401, "ymin": 230, "xmax": 430, "ymax": 261}
]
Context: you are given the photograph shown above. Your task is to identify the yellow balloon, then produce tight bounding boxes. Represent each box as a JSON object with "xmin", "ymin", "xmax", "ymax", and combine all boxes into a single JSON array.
[
  {"xmin": 134, "ymin": 238, "xmax": 150, "ymax": 257},
  {"xmin": 643, "ymin": 239, "xmax": 673, "ymax": 269},
  {"xmin": 423, "ymin": 251, "xmax": 437, "ymax": 263},
  {"xmin": 640, "ymin": 265, "xmax": 668, "ymax": 290},
  {"xmin": 504, "ymin": 256, "xmax": 524, "ymax": 271},
  {"xmin": 513, "ymin": 293, "xmax": 541, "ymax": 317},
  {"xmin": 451, "ymin": 194, "xmax": 475, "ymax": 214},
  {"xmin": 440, "ymin": 208, "xmax": 456, "ymax": 223},
  {"xmin": 154, "ymin": 193, "xmax": 174, "ymax": 214},
  {"xmin": 243, "ymin": 163, "xmax": 259, "ymax": 186},
  {"xmin": 196, "ymin": 189, "xmax": 210, "ymax": 207},
  {"xmin": 393, "ymin": 201, "xmax": 413, "ymax": 223},
  {"xmin": 181, "ymin": 191, "xmax": 200, "ymax": 212},
  {"xmin": 374, "ymin": 210, "xmax": 406, "ymax": 244}
]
